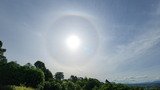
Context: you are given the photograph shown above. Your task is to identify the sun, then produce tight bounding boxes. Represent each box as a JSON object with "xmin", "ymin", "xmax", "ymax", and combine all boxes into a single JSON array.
[{"xmin": 66, "ymin": 35, "xmax": 81, "ymax": 50}]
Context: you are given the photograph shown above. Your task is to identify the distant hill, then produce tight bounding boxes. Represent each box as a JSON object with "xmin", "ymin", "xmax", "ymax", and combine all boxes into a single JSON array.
[
  {"xmin": 152, "ymin": 80, "xmax": 160, "ymax": 84},
  {"xmin": 127, "ymin": 80, "xmax": 160, "ymax": 88}
]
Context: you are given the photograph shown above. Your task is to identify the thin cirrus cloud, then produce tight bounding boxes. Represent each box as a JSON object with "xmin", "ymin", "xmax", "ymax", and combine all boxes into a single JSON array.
[
  {"xmin": 115, "ymin": 29, "xmax": 160, "ymax": 63},
  {"xmin": 92, "ymin": 3, "xmax": 160, "ymax": 82}
]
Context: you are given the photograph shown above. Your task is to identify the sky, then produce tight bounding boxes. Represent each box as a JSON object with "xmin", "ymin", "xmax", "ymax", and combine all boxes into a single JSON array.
[{"xmin": 0, "ymin": 0, "xmax": 160, "ymax": 83}]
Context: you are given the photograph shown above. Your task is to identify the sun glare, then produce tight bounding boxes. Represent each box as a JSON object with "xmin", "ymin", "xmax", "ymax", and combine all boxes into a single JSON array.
[{"xmin": 66, "ymin": 35, "xmax": 81, "ymax": 50}]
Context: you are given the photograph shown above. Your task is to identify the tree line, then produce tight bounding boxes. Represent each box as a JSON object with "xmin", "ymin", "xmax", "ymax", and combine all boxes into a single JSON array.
[{"xmin": 0, "ymin": 41, "xmax": 159, "ymax": 90}]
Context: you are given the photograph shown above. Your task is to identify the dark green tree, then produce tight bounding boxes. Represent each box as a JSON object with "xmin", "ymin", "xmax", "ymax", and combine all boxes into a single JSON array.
[
  {"xmin": 22, "ymin": 67, "xmax": 45, "ymax": 88},
  {"xmin": 99, "ymin": 83, "xmax": 113, "ymax": 90},
  {"xmin": 55, "ymin": 72, "xmax": 64, "ymax": 80},
  {"xmin": 34, "ymin": 61, "xmax": 53, "ymax": 81},
  {"xmin": 0, "ymin": 41, "xmax": 7, "ymax": 64},
  {"xmin": 24, "ymin": 63, "xmax": 35, "ymax": 69},
  {"xmin": 0, "ymin": 61, "xmax": 45, "ymax": 88},
  {"xmin": 70, "ymin": 75, "xmax": 78, "ymax": 83},
  {"xmin": 67, "ymin": 81, "xmax": 75, "ymax": 90},
  {"xmin": 105, "ymin": 79, "xmax": 110, "ymax": 83},
  {"xmin": 44, "ymin": 81, "xmax": 62, "ymax": 90},
  {"xmin": 75, "ymin": 84, "xmax": 82, "ymax": 90},
  {"xmin": 44, "ymin": 69, "xmax": 53, "ymax": 81},
  {"xmin": 0, "ymin": 61, "xmax": 20, "ymax": 85},
  {"xmin": 34, "ymin": 61, "xmax": 45, "ymax": 69},
  {"xmin": 84, "ymin": 78, "xmax": 101, "ymax": 90}
]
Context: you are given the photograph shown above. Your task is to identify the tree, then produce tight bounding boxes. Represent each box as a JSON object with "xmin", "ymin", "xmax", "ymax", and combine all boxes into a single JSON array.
[
  {"xmin": 0, "ymin": 61, "xmax": 45, "ymax": 88},
  {"xmin": 55, "ymin": 72, "xmax": 64, "ymax": 80},
  {"xmin": 0, "ymin": 41, "xmax": 7, "ymax": 64},
  {"xmin": 22, "ymin": 67, "xmax": 45, "ymax": 88},
  {"xmin": 61, "ymin": 81, "xmax": 68, "ymax": 90},
  {"xmin": 99, "ymin": 83, "xmax": 113, "ymax": 90},
  {"xmin": 34, "ymin": 61, "xmax": 53, "ymax": 81},
  {"xmin": 75, "ymin": 84, "xmax": 82, "ymax": 90},
  {"xmin": 70, "ymin": 75, "xmax": 78, "ymax": 83},
  {"xmin": 34, "ymin": 61, "xmax": 45, "ymax": 69},
  {"xmin": 67, "ymin": 81, "xmax": 75, "ymax": 90},
  {"xmin": 0, "ymin": 41, "xmax": 2, "ymax": 48},
  {"xmin": 105, "ymin": 79, "xmax": 110, "ymax": 83},
  {"xmin": 44, "ymin": 69, "xmax": 53, "ymax": 81},
  {"xmin": 0, "ymin": 41, "xmax": 6, "ymax": 56},
  {"xmin": 0, "ymin": 61, "xmax": 20, "ymax": 85},
  {"xmin": 24, "ymin": 63, "xmax": 34, "ymax": 69},
  {"xmin": 44, "ymin": 81, "xmax": 62, "ymax": 90},
  {"xmin": 84, "ymin": 78, "xmax": 101, "ymax": 90}
]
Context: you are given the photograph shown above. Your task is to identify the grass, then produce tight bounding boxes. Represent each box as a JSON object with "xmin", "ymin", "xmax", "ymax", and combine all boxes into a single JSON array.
[{"xmin": 0, "ymin": 85, "xmax": 34, "ymax": 90}]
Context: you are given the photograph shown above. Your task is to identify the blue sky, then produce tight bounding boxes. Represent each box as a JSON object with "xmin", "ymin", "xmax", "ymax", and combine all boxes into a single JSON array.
[{"xmin": 0, "ymin": 0, "xmax": 160, "ymax": 83}]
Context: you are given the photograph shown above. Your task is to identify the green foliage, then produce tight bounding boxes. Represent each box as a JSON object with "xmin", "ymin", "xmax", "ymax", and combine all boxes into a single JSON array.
[
  {"xmin": 43, "ymin": 69, "xmax": 53, "ymax": 81},
  {"xmin": 0, "ymin": 41, "xmax": 2, "ymax": 48},
  {"xmin": 0, "ymin": 61, "xmax": 20, "ymax": 85},
  {"xmin": 0, "ymin": 85, "xmax": 13, "ymax": 90},
  {"xmin": 0, "ymin": 44, "xmax": 45, "ymax": 88},
  {"xmin": 83, "ymin": 78, "xmax": 101, "ymax": 90},
  {"xmin": 75, "ymin": 84, "xmax": 82, "ymax": 90},
  {"xmin": 0, "ymin": 61, "xmax": 45, "ymax": 88},
  {"xmin": 70, "ymin": 75, "xmax": 78, "ymax": 83},
  {"xmin": 43, "ymin": 80, "xmax": 62, "ymax": 90},
  {"xmin": 0, "ymin": 40, "xmax": 7, "ymax": 66},
  {"xmin": 22, "ymin": 67, "xmax": 45, "ymax": 87},
  {"xmin": 34, "ymin": 61, "xmax": 45, "ymax": 69},
  {"xmin": 0, "ymin": 55, "xmax": 7, "ymax": 64},
  {"xmin": 67, "ymin": 81, "xmax": 75, "ymax": 90},
  {"xmin": 105, "ymin": 79, "xmax": 110, "ymax": 84},
  {"xmin": 34, "ymin": 61, "xmax": 53, "ymax": 81},
  {"xmin": 55, "ymin": 72, "xmax": 64, "ymax": 80}
]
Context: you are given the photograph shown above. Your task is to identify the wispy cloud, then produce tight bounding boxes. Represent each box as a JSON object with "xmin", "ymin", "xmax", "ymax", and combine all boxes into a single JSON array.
[
  {"xmin": 96, "ymin": 9, "xmax": 160, "ymax": 82},
  {"xmin": 115, "ymin": 29, "xmax": 160, "ymax": 62}
]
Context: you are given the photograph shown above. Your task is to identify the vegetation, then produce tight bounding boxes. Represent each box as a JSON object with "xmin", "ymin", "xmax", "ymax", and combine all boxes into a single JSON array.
[{"xmin": 0, "ymin": 40, "xmax": 160, "ymax": 90}]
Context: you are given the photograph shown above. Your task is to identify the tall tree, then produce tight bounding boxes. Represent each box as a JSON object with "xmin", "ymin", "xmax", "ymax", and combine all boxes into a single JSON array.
[
  {"xmin": 44, "ymin": 69, "xmax": 53, "ymax": 81},
  {"xmin": 34, "ymin": 61, "xmax": 46, "ymax": 69},
  {"xmin": 70, "ymin": 75, "xmax": 78, "ymax": 83},
  {"xmin": 34, "ymin": 61, "xmax": 53, "ymax": 81},
  {"xmin": 22, "ymin": 67, "xmax": 45, "ymax": 88},
  {"xmin": 0, "ymin": 41, "xmax": 7, "ymax": 63},
  {"xmin": 84, "ymin": 78, "xmax": 101, "ymax": 90},
  {"xmin": 55, "ymin": 72, "xmax": 64, "ymax": 80}
]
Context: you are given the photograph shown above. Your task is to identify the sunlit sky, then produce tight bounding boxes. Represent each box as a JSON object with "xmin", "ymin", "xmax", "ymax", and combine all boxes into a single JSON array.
[{"xmin": 0, "ymin": 0, "xmax": 160, "ymax": 83}]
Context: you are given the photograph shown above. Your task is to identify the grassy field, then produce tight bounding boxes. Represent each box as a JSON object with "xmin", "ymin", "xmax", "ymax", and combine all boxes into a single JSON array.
[{"xmin": 0, "ymin": 86, "xmax": 34, "ymax": 90}]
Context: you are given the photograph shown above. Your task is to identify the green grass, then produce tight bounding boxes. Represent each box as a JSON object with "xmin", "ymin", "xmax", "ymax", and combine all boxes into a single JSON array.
[
  {"xmin": 13, "ymin": 86, "xmax": 34, "ymax": 90},
  {"xmin": 0, "ymin": 86, "xmax": 34, "ymax": 90}
]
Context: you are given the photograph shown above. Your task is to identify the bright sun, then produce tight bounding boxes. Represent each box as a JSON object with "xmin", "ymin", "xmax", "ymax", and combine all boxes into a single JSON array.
[{"xmin": 66, "ymin": 35, "xmax": 81, "ymax": 50}]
